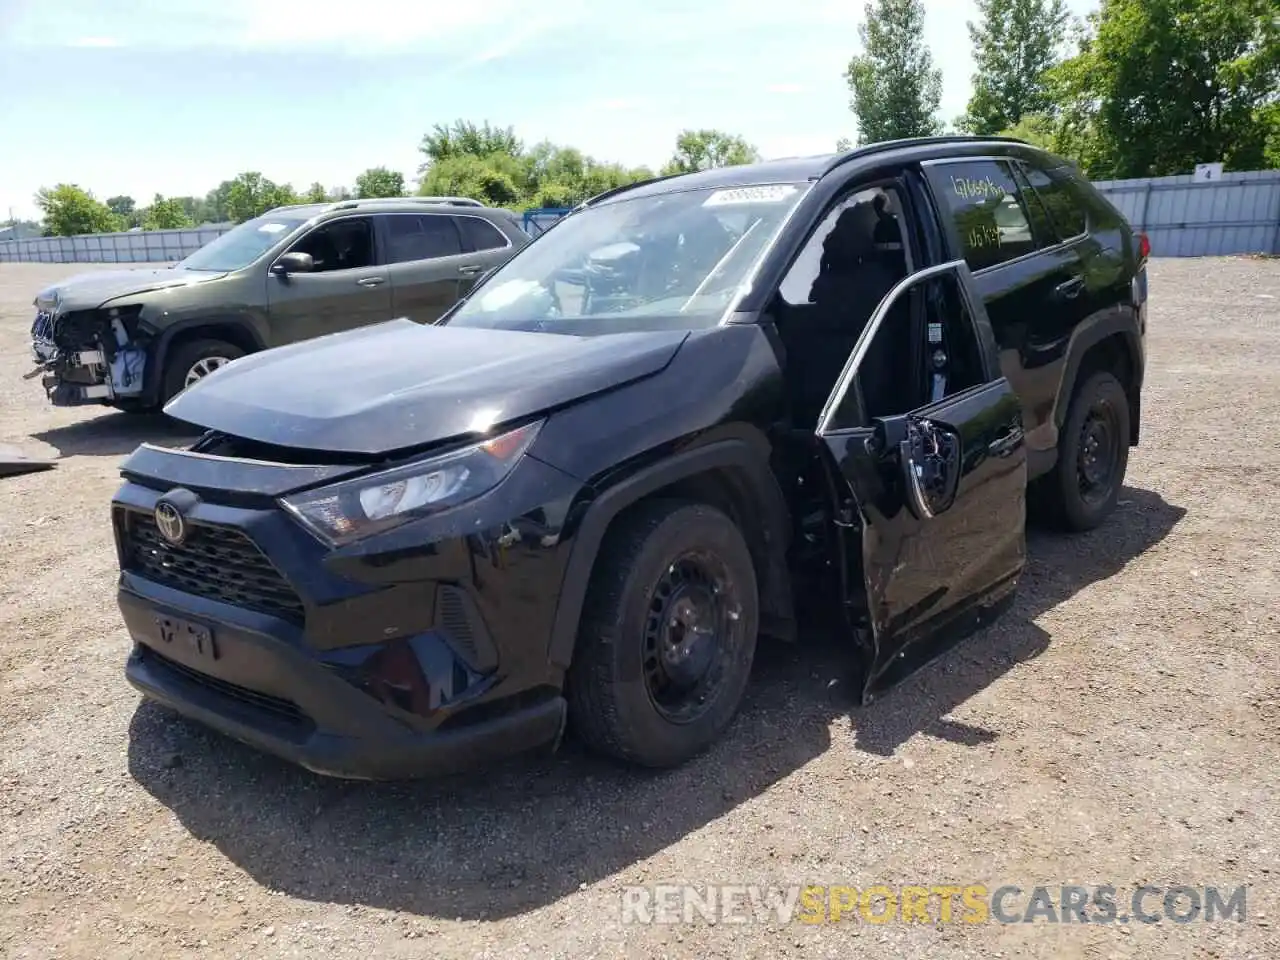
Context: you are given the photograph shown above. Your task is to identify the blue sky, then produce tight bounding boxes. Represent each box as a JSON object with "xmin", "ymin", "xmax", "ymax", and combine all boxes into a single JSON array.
[{"xmin": 0, "ymin": 0, "xmax": 1097, "ymax": 221}]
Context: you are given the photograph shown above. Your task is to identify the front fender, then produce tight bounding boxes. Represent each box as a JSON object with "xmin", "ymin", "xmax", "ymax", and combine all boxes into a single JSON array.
[{"xmin": 545, "ymin": 436, "xmax": 793, "ymax": 670}]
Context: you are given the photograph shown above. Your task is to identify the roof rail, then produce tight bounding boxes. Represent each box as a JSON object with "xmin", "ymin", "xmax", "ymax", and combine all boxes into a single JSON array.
[
  {"xmin": 581, "ymin": 172, "xmax": 685, "ymax": 208},
  {"xmin": 819, "ymin": 135, "xmax": 1030, "ymax": 176},
  {"xmin": 326, "ymin": 195, "xmax": 486, "ymax": 212}
]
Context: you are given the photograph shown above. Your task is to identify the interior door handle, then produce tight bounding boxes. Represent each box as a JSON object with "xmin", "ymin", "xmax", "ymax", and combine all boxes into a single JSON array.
[
  {"xmin": 1055, "ymin": 277, "xmax": 1084, "ymax": 300},
  {"xmin": 458, "ymin": 264, "xmax": 484, "ymax": 276},
  {"xmin": 356, "ymin": 276, "xmax": 385, "ymax": 287}
]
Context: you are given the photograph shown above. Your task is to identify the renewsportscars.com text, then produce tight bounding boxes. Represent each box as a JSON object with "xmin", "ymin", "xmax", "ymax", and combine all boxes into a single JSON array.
[{"xmin": 620, "ymin": 884, "xmax": 1249, "ymax": 926}]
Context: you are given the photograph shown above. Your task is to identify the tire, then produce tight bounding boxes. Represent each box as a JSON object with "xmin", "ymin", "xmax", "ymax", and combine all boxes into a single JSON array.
[
  {"xmin": 161, "ymin": 338, "xmax": 245, "ymax": 404},
  {"xmin": 1034, "ymin": 370, "xmax": 1131, "ymax": 532},
  {"xmin": 566, "ymin": 499, "xmax": 760, "ymax": 768}
]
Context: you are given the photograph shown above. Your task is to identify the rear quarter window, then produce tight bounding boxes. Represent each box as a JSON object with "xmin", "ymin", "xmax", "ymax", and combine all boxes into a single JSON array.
[
  {"xmin": 457, "ymin": 216, "xmax": 512, "ymax": 252},
  {"xmin": 1019, "ymin": 162, "xmax": 1088, "ymax": 239}
]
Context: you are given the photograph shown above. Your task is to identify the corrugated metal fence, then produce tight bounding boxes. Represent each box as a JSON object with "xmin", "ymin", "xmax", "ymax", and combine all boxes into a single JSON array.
[
  {"xmin": 3, "ymin": 175, "xmax": 1278, "ymax": 263},
  {"xmin": 1090, "ymin": 170, "xmax": 1279, "ymax": 256},
  {"xmin": 0, "ymin": 226, "xmax": 231, "ymax": 264}
]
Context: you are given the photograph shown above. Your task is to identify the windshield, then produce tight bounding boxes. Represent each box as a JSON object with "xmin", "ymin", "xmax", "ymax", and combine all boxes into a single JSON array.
[
  {"xmin": 179, "ymin": 213, "xmax": 309, "ymax": 272},
  {"xmin": 445, "ymin": 182, "xmax": 811, "ymax": 334}
]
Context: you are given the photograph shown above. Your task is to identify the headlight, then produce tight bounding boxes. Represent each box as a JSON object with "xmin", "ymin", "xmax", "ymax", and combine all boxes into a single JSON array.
[{"xmin": 279, "ymin": 421, "xmax": 542, "ymax": 546}]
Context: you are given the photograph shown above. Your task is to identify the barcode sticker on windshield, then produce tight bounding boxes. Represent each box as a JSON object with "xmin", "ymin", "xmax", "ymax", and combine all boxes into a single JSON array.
[
  {"xmin": 703, "ymin": 185, "xmax": 797, "ymax": 207},
  {"xmin": 258, "ymin": 223, "xmax": 289, "ymax": 234}
]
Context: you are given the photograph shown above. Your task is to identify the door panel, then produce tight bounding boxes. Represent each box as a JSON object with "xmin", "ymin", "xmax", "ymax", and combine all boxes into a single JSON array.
[
  {"xmin": 266, "ymin": 216, "xmax": 393, "ymax": 345},
  {"xmin": 922, "ymin": 156, "xmax": 1087, "ymax": 459},
  {"xmin": 816, "ymin": 259, "xmax": 1027, "ymax": 687},
  {"xmin": 380, "ymin": 213, "xmax": 467, "ymax": 324}
]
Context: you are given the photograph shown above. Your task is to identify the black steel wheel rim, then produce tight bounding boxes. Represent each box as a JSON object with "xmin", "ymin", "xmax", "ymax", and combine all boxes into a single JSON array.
[
  {"xmin": 642, "ymin": 549, "xmax": 742, "ymax": 725},
  {"xmin": 1076, "ymin": 398, "xmax": 1120, "ymax": 507}
]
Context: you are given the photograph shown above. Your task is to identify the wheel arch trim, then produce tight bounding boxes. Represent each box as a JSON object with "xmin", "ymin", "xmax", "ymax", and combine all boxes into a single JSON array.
[{"xmin": 546, "ymin": 437, "xmax": 792, "ymax": 671}]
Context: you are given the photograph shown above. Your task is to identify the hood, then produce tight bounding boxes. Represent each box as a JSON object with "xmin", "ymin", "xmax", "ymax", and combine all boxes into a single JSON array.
[
  {"xmin": 164, "ymin": 319, "xmax": 690, "ymax": 455},
  {"xmin": 34, "ymin": 266, "xmax": 225, "ymax": 312}
]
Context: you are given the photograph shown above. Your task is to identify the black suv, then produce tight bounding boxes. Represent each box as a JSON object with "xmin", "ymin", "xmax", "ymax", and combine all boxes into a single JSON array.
[{"xmin": 112, "ymin": 136, "xmax": 1148, "ymax": 779}]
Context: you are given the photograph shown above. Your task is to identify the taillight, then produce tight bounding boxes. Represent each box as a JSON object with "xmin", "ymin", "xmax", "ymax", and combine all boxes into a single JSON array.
[{"xmin": 1137, "ymin": 232, "xmax": 1151, "ymax": 261}]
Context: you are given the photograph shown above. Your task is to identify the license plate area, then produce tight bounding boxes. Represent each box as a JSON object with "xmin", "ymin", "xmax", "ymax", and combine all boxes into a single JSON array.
[{"xmin": 154, "ymin": 614, "xmax": 218, "ymax": 662}]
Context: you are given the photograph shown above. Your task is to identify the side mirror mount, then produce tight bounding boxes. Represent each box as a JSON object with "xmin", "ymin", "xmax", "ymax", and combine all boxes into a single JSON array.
[
  {"xmin": 866, "ymin": 414, "xmax": 910, "ymax": 458},
  {"xmin": 271, "ymin": 251, "xmax": 314, "ymax": 276}
]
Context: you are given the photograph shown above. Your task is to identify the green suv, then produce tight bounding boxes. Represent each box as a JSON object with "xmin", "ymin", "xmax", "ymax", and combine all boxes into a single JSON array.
[{"xmin": 27, "ymin": 197, "xmax": 530, "ymax": 412}]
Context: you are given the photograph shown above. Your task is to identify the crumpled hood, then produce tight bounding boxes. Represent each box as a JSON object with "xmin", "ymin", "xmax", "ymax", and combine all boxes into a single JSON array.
[
  {"xmin": 34, "ymin": 266, "xmax": 225, "ymax": 312},
  {"xmin": 164, "ymin": 318, "xmax": 689, "ymax": 455}
]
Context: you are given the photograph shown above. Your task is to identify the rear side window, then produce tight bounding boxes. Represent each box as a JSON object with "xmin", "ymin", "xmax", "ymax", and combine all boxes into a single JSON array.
[
  {"xmin": 383, "ymin": 214, "xmax": 462, "ymax": 264},
  {"xmin": 1020, "ymin": 162, "xmax": 1088, "ymax": 239},
  {"xmin": 457, "ymin": 216, "xmax": 510, "ymax": 252},
  {"xmin": 931, "ymin": 159, "xmax": 1038, "ymax": 271}
]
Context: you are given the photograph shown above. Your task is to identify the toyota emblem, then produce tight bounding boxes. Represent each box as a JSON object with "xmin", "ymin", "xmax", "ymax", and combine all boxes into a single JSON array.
[{"xmin": 154, "ymin": 501, "xmax": 187, "ymax": 545}]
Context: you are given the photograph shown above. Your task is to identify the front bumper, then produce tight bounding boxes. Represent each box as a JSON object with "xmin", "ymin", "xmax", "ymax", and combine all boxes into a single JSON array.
[
  {"xmin": 121, "ymin": 581, "xmax": 567, "ymax": 780},
  {"xmin": 112, "ymin": 445, "xmax": 580, "ymax": 780}
]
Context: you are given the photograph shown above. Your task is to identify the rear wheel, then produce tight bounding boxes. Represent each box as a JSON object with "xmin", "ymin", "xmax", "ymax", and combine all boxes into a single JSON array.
[
  {"xmin": 1034, "ymin": 370, "xmax": 1130, "ymax": 531},
  {"xmin": 161, "ymin": 338, "xmax": 245, "ymax": 404},
  {"xmin": 567, "ymin": 500, "xmax": 759, "ymax": 768}
]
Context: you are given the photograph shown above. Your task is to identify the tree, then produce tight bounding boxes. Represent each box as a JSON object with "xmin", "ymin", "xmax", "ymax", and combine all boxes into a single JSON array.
[
  {"xmin": 1049, "ymin": 0, "xmax": 1280, "ymax": 178},
  {"xmin": 998, "ymin": 112, "xmax": 1059, "ymax": 150},
  {"xmin": 305, "ymin": 182, "xmax": 329, "ymax": 203},
  {"xmin": 34, "ymin": 184, "xmax": 123, "ymax": 236},
  {"xmin": 962, "ymin": 0, "xmax": 1070, "ymax": 135},
  {"xmin": 204, "ymin": 180, "xmax": 236, "ymax": 222},
  {"xmin": 844, "ymin": 0, "xmax": 943, "ymax": 144},
  {"xmin": 106, "ymin": 195, "xmax": 139, "ymax": 227},
  {"xmin": 224, "ymin": 172, "xmax": 299, "ymax": 223},
  {"xmin": 142, "ymin": 194, "xmax": 193, "ymax": 230},
  {"xmin": 418, "ymin": 154, "xmax": 525, "ymax": 207},
  {"xmin": 419, "ymin": 120, "xmax": 523, "ymax": 171},
  {"xmin": 660, "ymin": 130, "xmax": 760, "ymax": 175},
  {"xmin": 355, "ymin": 166, "xmax": 406, "ymax": 198}
]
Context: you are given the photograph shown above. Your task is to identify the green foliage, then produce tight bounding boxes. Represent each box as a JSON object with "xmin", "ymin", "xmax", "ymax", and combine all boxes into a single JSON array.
[
  {"xmin": 416, "ymin": 119, "xmax": 657, "ymax": 209},
  {"xmin": 419, "ymin": 120, "xmax": 523, "ymax": 170},
  {"xmin": 660, "ymin": 129, "xmax": 760, "ymax": 175},
  {"xmin": 224, "ymin": 172, "xmax": 300, "ymax": 223},
  {"xmin": 141, "ymin": 194, "xmax": 193, "ymax": 230},
  {"xmin": 845, "ymin": 0, "xmax": 943, "ymax": 144},
  {"xmin": 34, "ymin": 184, "xmax": 123, "ymax": 236},
  {"xmin": 106, "ymin": 195, "xmax": 141, "ymax": 228},
  {"xmin": 354, "ymin": 166, "xmax": 406, "ymax": 199},
  {"xmin": 963, "ymin": 0, "xmax": 1071, "ymax": 135},
  {"xmin": 304, "ymin": 182, "xmax": 329, "ymax": 203},
  {"xmin": 998, "ymin": 113, "xmax": 1060, "ymax": 150},
  {"xmin": 1048, "ymin": 0, "xmax": 1280, "ymax": 178}
]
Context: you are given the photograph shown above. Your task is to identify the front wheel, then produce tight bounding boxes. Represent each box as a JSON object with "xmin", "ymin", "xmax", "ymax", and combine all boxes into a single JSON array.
[
  {"xmin": 161, "ymin": 338, "xmax": 245, "ymax": 405},
  {"xmin": 567, "ymin": 500, "xmax": 759, "ymax": 768},
  {"xmin": 1034, "ymin": 370, "xmax": 1131, "ymax": 531}
]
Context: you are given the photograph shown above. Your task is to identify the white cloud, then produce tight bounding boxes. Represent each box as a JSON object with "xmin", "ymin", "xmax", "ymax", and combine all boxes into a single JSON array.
[{"xmin": 765, "ymin": 83, "xmax": 806, "ymax": 94}]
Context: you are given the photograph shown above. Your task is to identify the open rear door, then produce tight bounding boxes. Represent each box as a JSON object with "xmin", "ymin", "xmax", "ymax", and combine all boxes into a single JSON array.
[{"xmin": 815, "ymin": 259, "xmax": 1027, "ymax": 699}]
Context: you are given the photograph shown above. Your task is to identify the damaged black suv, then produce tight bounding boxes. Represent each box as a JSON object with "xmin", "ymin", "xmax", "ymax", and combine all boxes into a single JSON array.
[{"xmin": 113, "ymin": 136, "xmax": 1148, "ymax": 779}]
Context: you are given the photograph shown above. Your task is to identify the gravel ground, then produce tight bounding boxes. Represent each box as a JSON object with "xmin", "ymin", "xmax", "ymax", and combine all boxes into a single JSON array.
[{"xmin": 0, "ymin": 258, "xmax": 1277, "ymax": 959}]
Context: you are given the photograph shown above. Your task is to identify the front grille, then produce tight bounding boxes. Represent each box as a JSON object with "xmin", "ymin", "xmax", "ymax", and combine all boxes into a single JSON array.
[
  {"xmin": 120, "ymin": 510, "xmax": 306, "ymax": 624},
  {"xmin": 143, "ymin": 647, "xmax": 313, "ymax": 738}
]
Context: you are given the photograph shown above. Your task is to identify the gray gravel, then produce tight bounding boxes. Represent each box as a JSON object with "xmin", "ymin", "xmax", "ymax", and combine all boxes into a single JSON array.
[{"xmin": 1, "ymin": 257, "xmax": 1278, "ymax": 959}]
